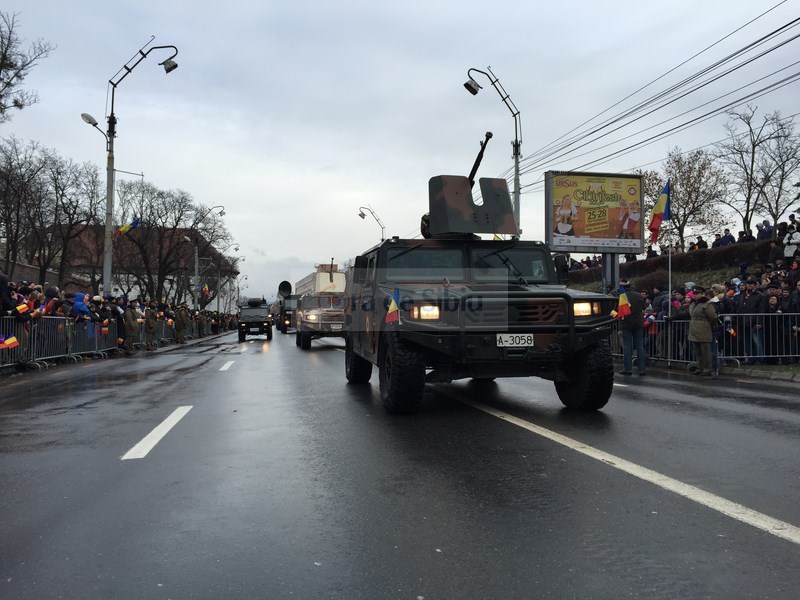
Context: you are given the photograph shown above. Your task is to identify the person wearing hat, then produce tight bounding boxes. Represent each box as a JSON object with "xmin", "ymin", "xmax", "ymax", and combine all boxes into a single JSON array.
[
  {"xmin": 617, "ymin": 279, "xmax": 647, "ymax": 376},
  {"xmin": 688, "ymin": 287, "xmax": 718, "ymax": 376}
]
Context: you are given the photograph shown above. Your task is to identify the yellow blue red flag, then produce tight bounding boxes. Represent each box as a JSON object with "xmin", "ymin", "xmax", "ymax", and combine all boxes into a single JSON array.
[{"xmin": 648, "ymin": 180, "xmax": 671, "ymax": 243}]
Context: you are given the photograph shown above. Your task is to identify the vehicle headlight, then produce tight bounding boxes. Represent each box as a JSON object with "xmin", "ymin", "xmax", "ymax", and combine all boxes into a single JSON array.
[
  {"xmin": 410, "ymin": 305, "xmax": 440, "ymax": 320},
  {"xmin": 306, "ymin": 311, "xmax": 319, "ymax": 322},
  {"xmin": 574, "ymin": 301, "xmax": 601, "ymax": 317}
]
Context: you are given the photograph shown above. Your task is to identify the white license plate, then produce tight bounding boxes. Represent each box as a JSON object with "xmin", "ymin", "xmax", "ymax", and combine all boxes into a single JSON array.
[
  {"xmin": 330, "ymin": 324, "xmax": 342, "ymax": 330},
  {"xmin": 249, "ymin": 327, "xmax": 260, "ymax": 332},
  {"xmin": 496, "ymin": 333, "xmax": 534, "ymax": 347}
]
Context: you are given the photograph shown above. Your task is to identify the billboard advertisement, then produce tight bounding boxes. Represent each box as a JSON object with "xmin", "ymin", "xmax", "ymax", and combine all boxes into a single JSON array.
[{"xmin": 544, "ymin": 171, "xmax": 644, "ymax": 254}]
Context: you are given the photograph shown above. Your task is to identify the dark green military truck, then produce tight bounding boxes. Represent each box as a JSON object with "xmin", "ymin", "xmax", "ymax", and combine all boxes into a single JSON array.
[{"xmin": 343, "ymin": 145, "xmax": 616, "ymax": 414}]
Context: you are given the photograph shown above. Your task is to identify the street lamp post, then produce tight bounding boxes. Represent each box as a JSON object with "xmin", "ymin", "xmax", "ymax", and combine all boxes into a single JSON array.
[
  {"xmin": 183, "ymin": 236, "xmax": 200, "ymax": 311},
  {"xmin": 358, "ymin": 206, "xmax": 386, "ymax": 241},
  {"xmin": 81, "ymin": 37, "xmax": 179, "ymax": 296},
  {"xmin": 464, "ymin": 66, "xmax": 522, "ymax": 231}
]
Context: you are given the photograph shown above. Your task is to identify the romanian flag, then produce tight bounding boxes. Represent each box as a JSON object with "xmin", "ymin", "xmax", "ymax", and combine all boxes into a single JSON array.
[
  {"xmin": 617, "ymin": 287, "xmax": 632, "ymax": 318},
  {"xmin": 725, "ymin": 322, "xmax": 736, "ymax": 337},
  {"xmin": 648, "ymin": 180, "xmax": 671, "ymax": 243},
  {"xmin": 16, "ymin": 303, "xmax": 29, "ymax": 313},
  {"xmin": 114, "ymin": 216, "xmax": 140, "ymax": 238},
  {"xmin": 202, "ymin": 283, "xmax": 210, "ymax": 296},
  {"xmin": 1, "ymin": 336, "xmax": 19, "ymax": 349},
  {"xmin": 385, "ymin": 288, "xmax": 400, "ymax": 324}
]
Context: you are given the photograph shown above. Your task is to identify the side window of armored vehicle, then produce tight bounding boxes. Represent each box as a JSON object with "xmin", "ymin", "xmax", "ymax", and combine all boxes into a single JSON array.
[{"xmin": 385, "ymin": 247, "xmax": 465, "ymax": 282}]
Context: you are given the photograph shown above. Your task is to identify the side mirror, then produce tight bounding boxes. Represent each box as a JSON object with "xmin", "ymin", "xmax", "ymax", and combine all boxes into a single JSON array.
[
  {"xmin": 553, "ymin": 254, "xmax": 569, "ymax": 285},
  {"xmin": 353, "ymin": 255, "xmax": 368, "ymax": 283}
]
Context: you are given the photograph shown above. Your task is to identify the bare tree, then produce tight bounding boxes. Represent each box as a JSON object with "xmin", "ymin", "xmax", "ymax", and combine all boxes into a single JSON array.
[
  {"xmin": 715, "ymin": 106, "xmax": 790, "ymax": 233},
  {"xmin": 663, "ymin": 148, "xmax": 728, "ymax": 249},
  {"xmin": 0, "ymin": 12, "xmax": 54, "ymax": 123},
  {"xmin": 0, "ymin": 136, "xmax": 46, "ymax": 277},
  {"xmin": 758, "ymin": 114, "xmax": 800, "ymax": 228},
  {"xmin": 638, "ymin": 148, "xmax": 727, "ymax": 249}
]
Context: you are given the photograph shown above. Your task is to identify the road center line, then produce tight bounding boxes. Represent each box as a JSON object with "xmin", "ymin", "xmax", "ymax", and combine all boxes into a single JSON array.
[
  {"xmin": 121, "ymin": 405, "xmax": 193, "ymax": 461},
  {"xmin": 220, "ymin": 360, "xmax": 235, "ymax": 371},
  {"xmin": 460, "ymin": 398, "xmax": 800, "ymax": 546}
]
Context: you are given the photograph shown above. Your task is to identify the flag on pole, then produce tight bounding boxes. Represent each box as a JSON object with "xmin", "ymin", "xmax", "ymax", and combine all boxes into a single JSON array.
[
  {"xmin": 648, "ymin": 180, "xmax": 671, "ymax": 243},
  {"xmin": 202, "ymin": 283, "xmax": 210, "ymax": 296},
  {"xmin": 114, "ymin": 216, "xmax": 140, "ymax": 238},
  {"xmin": 617, "ymin": 286, "xmax": 632, "ymax": 318},
  {"xmin": 385, "ymin": 289, "xmax": 400, "ymax": 324}
]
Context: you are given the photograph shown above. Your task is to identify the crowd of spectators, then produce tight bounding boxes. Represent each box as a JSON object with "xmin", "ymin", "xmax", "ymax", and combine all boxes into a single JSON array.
[
  {"xmin": 630, "ymin": 257, "xmax": 800, "ymax": 368},
  {"xmin": 1, "ymin": 270, "xmax": 238, "ymax": 357}
]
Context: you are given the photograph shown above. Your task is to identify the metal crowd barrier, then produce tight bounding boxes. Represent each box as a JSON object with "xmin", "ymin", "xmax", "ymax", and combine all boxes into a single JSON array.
[{"xmin": 611, "ymin": 312, "xmax": 800, "ymax": 369}]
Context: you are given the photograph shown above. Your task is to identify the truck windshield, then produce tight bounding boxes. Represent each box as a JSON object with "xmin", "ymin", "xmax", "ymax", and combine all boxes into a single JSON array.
[
  {"xmin": 385, "ymin": 248, "xmax": 465, "ymax": 282},
  {"xmin": 302, "ymin": 295, "xmax": 344, "ymax": 309},
  {"xmin": 471, "ymin": 247, "xmax": 551, "ymax": 283}
]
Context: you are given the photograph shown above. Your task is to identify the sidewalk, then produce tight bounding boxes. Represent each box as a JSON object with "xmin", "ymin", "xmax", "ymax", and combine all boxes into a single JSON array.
[{"xmin": 615, "ymin": 357, "xmax": 800, "ymax": 383}]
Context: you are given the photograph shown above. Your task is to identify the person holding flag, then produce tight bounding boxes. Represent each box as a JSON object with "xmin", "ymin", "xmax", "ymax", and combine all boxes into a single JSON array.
[
  {"xmin": 648, "ymin": 180, "xmax": 671, "ymax": 244},
  {"xmin": 616, "ymin": 279, "xmax": 647, "ymax": 376}
]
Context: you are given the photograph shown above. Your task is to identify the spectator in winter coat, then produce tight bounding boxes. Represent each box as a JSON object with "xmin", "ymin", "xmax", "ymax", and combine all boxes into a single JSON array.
[
  {"xmin": 783, "ymin": 226, "xmax": 800, "ymax": 259},
  {"xmin": 688, "ymin": 287, "xmax": 718, "ymax": 376},
  {"xmin": 616, "ymin": 280, "xmax": 647, "ymax": 376}
]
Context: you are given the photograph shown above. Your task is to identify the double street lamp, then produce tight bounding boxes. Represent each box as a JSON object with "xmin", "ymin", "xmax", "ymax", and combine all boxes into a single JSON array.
[
  {"xmin": 82, "ymin": 37, "xmax": 179, "ymax": 296},
  {"xmin": 464, "ymin": 66, "xmax": 522, "ymax": 231}
]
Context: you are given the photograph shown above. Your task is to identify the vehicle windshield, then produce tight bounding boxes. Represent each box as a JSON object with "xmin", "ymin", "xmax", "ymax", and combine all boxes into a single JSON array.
[
  {"xmin": 302, "ymin": 295, "xmax": 344, "ymax": 309},
  {"xmin": 385, "ymin": 247, "xmax": 465, "ymax": 282},
  {"xmin": 471, "ymin": 247, "xmax": 551, "ymax": 283}
]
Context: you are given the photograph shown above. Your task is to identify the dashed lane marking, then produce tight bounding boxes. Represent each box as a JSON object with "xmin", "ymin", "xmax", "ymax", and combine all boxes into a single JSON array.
[
  {"xmin": 220, "ymin": 360, "xmax": 235, "ymax": 371},
  {"xmin": 459, "ymin": 397, "xmax": 800, "ymax": 546},
  {"xmin": 121, "ymin": 405, "xmax": 193, "ymax": 461}
]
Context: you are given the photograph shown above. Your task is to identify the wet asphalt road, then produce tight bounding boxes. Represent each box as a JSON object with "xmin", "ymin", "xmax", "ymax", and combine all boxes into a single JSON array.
[{"xmin": 1, "ymin": 331, "xmax": 799, "ymax": 599}]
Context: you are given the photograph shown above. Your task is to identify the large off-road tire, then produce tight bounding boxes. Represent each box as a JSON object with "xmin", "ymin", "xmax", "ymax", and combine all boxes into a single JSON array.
[
  {"xmin": 238, "ymin": 331, "xmax": 246, "ymax": 343},
  {"xmin": 554, "ymin": 339, "xmax": 613, "ymax": 410},
  {"xmin": 379, "ymin": 333, "xmax": 425, "ymax": 414},
  {"xmin": 266, "ymin": 326, "xmax": 273, "ymax": 341},
  {"xmin": 345, "ymin": 336, "xmax": 372, "ymax": 383},
  {"xmin": 299, "ymin": 331, "xmax": 312, "ymax": 350},
  {"xmin": 295, "ymin": 330, "xmax": 302, "ymax": 346}
]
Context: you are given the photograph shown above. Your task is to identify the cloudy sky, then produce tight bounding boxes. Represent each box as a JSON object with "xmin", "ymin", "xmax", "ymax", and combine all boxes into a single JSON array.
[{"xmin": 4, "ymin": 0, "xmax": 798, "ymax": 300}]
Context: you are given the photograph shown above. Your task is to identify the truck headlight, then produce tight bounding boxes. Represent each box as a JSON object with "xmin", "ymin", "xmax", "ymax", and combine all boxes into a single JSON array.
[
  {"xmin": 306, "ymin": 312, "xmax": 319, "ymax": 322},
  {"xmin": 410, "ymin": 305, "xmax": 440, "ymax": 320},
  {"xmin": 573, "ymin": 301, "xmax": 602, "ymax": 317}
]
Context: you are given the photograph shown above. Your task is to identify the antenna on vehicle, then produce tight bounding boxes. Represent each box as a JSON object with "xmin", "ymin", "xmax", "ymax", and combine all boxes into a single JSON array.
[{"xmin": 330, "ymin": 257, "xmax": 334, "ymax": 282}]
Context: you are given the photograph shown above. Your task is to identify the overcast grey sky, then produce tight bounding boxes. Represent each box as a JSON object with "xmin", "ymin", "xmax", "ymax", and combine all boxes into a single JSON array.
[{"xmin": 4, "ymin": 0, "xmax": 798, "ymax": 299}]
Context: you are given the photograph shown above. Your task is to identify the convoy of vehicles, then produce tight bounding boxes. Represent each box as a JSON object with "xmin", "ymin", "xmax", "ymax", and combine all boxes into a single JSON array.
[
  {"xmin": 294, "ymin": 263, "xmax": 347, "ymax": 350},
  {"xmin": 243, "ymin": 135, "xmax": 615, "ymax": 414},
  {"xmin": 237, "ymin": 297, "xmax": 273, "ymax": 342}
]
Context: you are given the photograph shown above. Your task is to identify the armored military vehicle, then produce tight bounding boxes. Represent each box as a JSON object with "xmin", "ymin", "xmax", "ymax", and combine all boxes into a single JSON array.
[
  {"xmin": 275, "ymin": 281, "xmax": 298, "ymax": 333},
  {"xmin": 343, "ymin": 133, "xmax": 616, "ymax": 414},
  {"xmin": 237, "ymin": 297, "xmax": 273, "ymax": 342}
]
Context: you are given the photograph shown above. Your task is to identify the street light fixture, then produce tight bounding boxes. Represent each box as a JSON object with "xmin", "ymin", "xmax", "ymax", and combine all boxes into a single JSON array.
[
  {"xmin": 81, "ymin": 37, "xmax": 179, "ymax": 296},
  {"xmin": 464, "ymin": 66, "xmax": 522, "ymax": 231},
  {"xmin": 357, "ymin": 206, "xmax": 386, "ymax": 241}
]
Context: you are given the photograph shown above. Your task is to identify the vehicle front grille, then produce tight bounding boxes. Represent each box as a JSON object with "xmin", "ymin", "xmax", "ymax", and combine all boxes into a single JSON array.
[{"xmin": 462, "ymin": 297, "xmax": 566, "ymax": 327}]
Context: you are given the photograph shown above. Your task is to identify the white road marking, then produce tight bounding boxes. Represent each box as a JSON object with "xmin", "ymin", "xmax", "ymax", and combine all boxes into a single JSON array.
[
  {"xmin": 335, "ymin": 348, "xmax": 345, "ymax": 353},
  {"xmin": 121, "ymin": 405, "xmax": 193, "ymax": 461},
  {"xmin": 460, "ymin": 398, "xmax": 800, "ymax": 546},
  {"xmin": 613, "ymin": 382, "xmax": 628, "ymax": 388},
  {"xmin": 219, "ymin": 360, "xmax": 235, "ymax": 371}
]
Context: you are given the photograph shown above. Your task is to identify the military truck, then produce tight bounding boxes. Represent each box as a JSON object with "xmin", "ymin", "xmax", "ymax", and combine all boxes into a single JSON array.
[
  {"xmin": 343, "ymin": 133, "xmax": 616, "ymax": 414},
  {"xmin": 295, "ymin": 262, "xmax": 347, "ymax": 350},
  {"xmin": 237, "ymin": 297, "xmax": 273, "ymax": 342},
  {"xmin": 275, "ymin": 281, "xmax": 298, "ymax": 333}
]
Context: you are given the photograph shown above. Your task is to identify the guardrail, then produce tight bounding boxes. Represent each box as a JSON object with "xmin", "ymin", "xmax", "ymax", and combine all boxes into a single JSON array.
[
  {"xmin": 610, "ymin": 312, "xmax": 800, "ymax": 370},
  {"xmin": 1, "ymin": 316, "xmax": 121, "ymax": 369}
]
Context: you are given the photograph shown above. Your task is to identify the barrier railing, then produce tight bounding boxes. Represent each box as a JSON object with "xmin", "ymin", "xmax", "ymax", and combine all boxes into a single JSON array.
[
  {"xmin": 611, "ymin": 312, "xmax": 800, "ymax": 370},
  {"xmin": 2, "ymin": 315, "xmax": 233, "ymax": 369}
]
